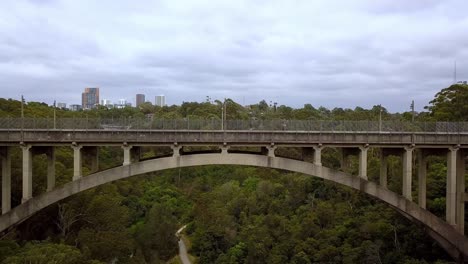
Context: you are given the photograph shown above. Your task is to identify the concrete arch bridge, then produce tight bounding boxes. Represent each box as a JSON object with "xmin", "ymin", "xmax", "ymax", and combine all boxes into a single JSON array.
[{"xmin": 0, "ymin": 119, "xmax": 468, "ymax": 261}]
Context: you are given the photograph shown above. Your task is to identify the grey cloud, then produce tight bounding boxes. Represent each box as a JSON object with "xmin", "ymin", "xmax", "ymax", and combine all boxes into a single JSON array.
[{"xmin": 0, "ymin": 0, "xmax": 467, "ymax": 112}]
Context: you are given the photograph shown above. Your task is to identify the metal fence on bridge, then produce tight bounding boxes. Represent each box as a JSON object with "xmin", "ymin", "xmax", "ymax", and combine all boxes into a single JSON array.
[{"xmin": 0, "ymin": 118, "xmax": 467, "ymax": 133}]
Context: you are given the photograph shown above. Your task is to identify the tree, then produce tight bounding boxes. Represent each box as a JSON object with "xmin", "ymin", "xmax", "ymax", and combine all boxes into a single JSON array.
[
  {"xmin": 425, "ymin": 83, "xmax": 468, "ymax": 121},
  {"xmin": 134, "ymin": 202, "xmax": 179, "ymax": 262},
  {"xmin": 1, "ymin": 242, "xmax": 102, "ymax": 264}
]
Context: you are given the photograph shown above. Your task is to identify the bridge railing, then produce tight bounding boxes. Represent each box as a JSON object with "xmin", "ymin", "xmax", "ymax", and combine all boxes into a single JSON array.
[{"xmin": 0, "ymin": 118, "xmax": 467, "ymax": 132}]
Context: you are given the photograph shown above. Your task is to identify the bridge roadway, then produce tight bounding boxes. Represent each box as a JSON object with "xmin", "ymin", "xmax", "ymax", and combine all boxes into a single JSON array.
[
  {"xmin": 0, "ymin": 129, "xmax": 467, "ymax": 146},
  {"xmin": 1, "ymin": 120, "xmax": 468, "ymax": 261}
]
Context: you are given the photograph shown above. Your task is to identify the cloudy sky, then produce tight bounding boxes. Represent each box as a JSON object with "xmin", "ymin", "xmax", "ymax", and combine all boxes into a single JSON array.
[{"xmin": 1, "ymin": 0, "xmax": 467, "ymax": 111}]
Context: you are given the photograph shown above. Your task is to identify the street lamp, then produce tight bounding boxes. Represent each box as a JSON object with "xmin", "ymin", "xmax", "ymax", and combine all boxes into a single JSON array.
[{"xmin": 221, "ymin": 99, "xmax": 230, "ymax": 130}]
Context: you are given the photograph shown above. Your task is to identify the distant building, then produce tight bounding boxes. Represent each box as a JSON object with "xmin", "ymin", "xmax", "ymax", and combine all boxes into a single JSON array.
[
  {"xmin": 456, "ymin": 81, "xmax": 467, "ymax": 85},
  {"xmin": 155, "ymin": 95, "xmax": 165, "ymax": 107},
  {"xmin": 69, "ymin": 104, "xmax": 82, "ymax": 111},
  {"xmin": 82, "ymin": 88, "xmax": 99, "ymax": 109},
  {"xmin": 114, "ymin": 99, "xmax": 128, "ymax": 109},
  {"xmin": 136, "ymin": 94, "xmax": 145, "ymax": 107},
  {"xmin": 57, "ymin": 103, "xmax": 67, "ymax": 109},
  {"xmin": 101, "ymin": 99, "xmax": 112, "ymax": 107}
]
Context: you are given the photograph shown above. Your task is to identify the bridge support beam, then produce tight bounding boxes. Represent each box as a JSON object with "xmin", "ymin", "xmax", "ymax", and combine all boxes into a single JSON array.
[
  {"xmin": 72, "ymin": 145, "xmax": 82, "ymax": 181},
  {"xmin": 21, "ymin": 145, "xmax": 33, "ymax": 203},
  {"xmin": 313, "ymin": 146, "xmax": 322, "ymax": 166},
  {"xmin": 447, "ymin": 147, "xmax": 458, "ymax": 226},
  {"xmin": 267, "ymin": 145, "xmax": 276, "ymax": 157},
  {"xmin": 359, "ymin": 146, "xmax": 368, "ymax": 180},
  {"xmin": 172, "ymin": 145, "xmax": 182, "ymax": 157},
  {"xmin": 1, "ymin": 147, "xmax": 11, "ymax": 214},
  {"xmin": 456, "ymin": 149, "xmax": 465, "ymax": 234},
  {"xmin": 402, "ymin": 147, "xmax": 413, "ymax": 201},
  {"xmin": 380, "ymin": 149, "xmax": 388, "ymax": 189},
  {"xmin": 122, "ymin": 145, "xmax": 132, "ymax": 165},
  {"xmin": 417, "ymin": 150, "xmax": 427, "ymax": 209},
  {"xmin": 46, "ymin": 147, "xmax": 55, "ymax": 192}
]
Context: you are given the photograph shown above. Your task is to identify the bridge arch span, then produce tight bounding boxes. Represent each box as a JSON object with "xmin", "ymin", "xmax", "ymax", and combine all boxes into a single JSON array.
[{"xmin": 0, "ymin": 153, "xmax": 467, "ymax": 261}]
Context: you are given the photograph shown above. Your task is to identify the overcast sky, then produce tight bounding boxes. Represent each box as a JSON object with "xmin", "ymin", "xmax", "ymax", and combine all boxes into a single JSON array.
[{"xmin": 1, "ymin": 0, "xmax": 467, "ymax": 112}]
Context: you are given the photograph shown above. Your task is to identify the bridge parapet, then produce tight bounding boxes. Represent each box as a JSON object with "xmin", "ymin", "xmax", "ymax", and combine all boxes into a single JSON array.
[{"xmin": 1, "ymin": 118, "xmax": 468, "ymax": 132}]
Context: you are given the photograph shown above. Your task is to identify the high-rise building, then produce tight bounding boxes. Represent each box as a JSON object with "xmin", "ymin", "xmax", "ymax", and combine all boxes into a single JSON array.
[
  {"xmin": 82, "ymin": 88, "xmax": 99, "ymax": 109},
  {"xmin": 101, "ymin": 99, "xmax": 112, "ymax": 107},
  {"xmin": 136, "ymin": 94, "xmax": 145, "ymax": 107},
  {"xmin": 69, "ymin": 104, "xmax": 82, "ymax": 111},
  {"xmin": 155, "ymin": 95, "xmax": 165, "ymax": 107},
  {"xmin": 57, "ymin": 103, "xmax": 67, "ymax": 109}
]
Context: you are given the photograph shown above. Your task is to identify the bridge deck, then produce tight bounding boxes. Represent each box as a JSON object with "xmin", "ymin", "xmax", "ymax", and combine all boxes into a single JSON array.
[{"xmin": 0, "ymin": 129, "xmax": 467, "ymax": 147}]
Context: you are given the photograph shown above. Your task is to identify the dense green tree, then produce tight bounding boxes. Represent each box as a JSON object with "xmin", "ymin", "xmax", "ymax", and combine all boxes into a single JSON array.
[
  {"xmin": 1, "ymin": 242, "xmax": 102, "ymax": 264},
  {"xmin": 134, "ymin": 203, "xmax": 179, "ymax": 263},
  {"xmin": 426, "ymin": 83, "xmax": 468, "ymax": 121}
]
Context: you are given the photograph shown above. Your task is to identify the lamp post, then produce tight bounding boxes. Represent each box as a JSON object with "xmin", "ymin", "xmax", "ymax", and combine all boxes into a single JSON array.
[{"xmin": 221, "ymin": 99, "xmax": 228, "ymax": 130}]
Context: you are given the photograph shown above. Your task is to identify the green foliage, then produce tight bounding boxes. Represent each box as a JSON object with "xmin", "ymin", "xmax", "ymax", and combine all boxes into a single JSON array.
[
  {"xmin": 134, "ymin": 203, "xmax": 179, "ymax": 263},
  {"xmin": 426, "ymin": 84, "xmax": 468, "ymax": 121},
  {"xmin": 1, "ymin": 241, "xmax": 102, "ymax": 264}
]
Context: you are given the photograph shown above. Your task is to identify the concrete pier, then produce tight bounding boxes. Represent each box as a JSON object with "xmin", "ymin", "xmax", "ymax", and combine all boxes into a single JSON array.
[
  {"xmin": 402, "ymin": 147, "xmax": 413, "ymax": 201},
  {"xmin": 359, "ymin": 146, "xmax": 368, "ymax": 180},
  {"xmin": 313, "ymin": 146, "xmax": 322, "ymax": 166},
  {"xmin": 122, "ymin": 145, "xmax": 132, "ymax": 166},
  {"xmin": 72, "ymin": 145, "xmax": 82, "ymax": 180},
  {"xmin": 21, "ymin": 145, "xmax": 33, "ymax": 203},
  {"xmin": 447, "ymin": 147, "xmax": 458, "ymax": 225},
  {"xmin": 456, "ymin": 149, "xmax": 465, "ymax": 234},
  {"xmin": 1, "ymin": 147, "xmax": 11, "ymax": 214},
  {"xmin": 417, "ymin": 150, "xmax": 427, "ymax": 209}
]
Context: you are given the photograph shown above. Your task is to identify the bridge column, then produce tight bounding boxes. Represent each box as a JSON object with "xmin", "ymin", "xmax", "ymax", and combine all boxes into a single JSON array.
[
  {"xmin": 380, "ymin": 149, "xmax": 388, "ymax": 189},
  {"xmin": 46, "ymin": 147, "xmax": 55, "ymax": 192},
  {"xmin": 417, "ymin": 150, "xmax": 427, "ymax": 209},
  {"xmin": 402, "ymin": 146, "xmax": 413, "ymax": 201},
  {"xmin": 359, "ymin": 146, "xmax": 368, "ymax": 180},
  {"xmin": 447, "ymin": 147, "xmax": 458, "ymax": 225},
  {"xmin": 313, "ymin": 146, "xmax": 322, "ymax": 166},
  {"xmin": 1, "ymin": 147, "xmax": 11, "ymax": 214},
  {"xmin": 267, "ymin": 145, "xmax": 276, "ymax": 157},
  {"xmin": 456, "ymin": 149, "xmax": 465, "ymax": 234},
  {"xmin": 21, "ymin": 144, "xmax": 33, "ymax": 203},
  {"xmin": 72, "ymin": 145, "xmax": 82, "ymax": 181},
  {"xmin": 122, "ymin": 145, "xmax": 132, "ymax": 165},
  {"xmin": 172, "ymin": 145, "xmax": 182, "ymax": 157}
]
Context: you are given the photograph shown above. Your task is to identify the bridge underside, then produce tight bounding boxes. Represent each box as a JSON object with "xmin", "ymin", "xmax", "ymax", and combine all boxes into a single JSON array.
[{"xmin": 0, "ymin": 153, "xmax": 467, "ymax": 261}]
